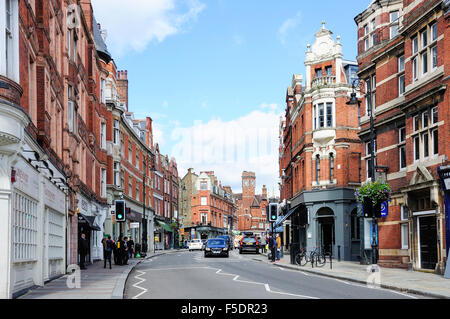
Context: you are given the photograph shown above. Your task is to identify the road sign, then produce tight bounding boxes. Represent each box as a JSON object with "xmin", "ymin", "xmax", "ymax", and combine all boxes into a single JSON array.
[{"xmin": 381, "ymin": 202, "xmax": 389, "ymax": 217}]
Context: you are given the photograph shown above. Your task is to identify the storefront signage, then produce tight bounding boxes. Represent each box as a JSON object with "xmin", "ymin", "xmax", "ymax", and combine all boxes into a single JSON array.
[
  {"xmin": 14, "ymin": 158, "xmax": 39, "ymax": 200},
  {"xmin": 130, "ymin": 222, "xmax": 140, "ymax": 229},
  {"xmin": 44, "ymin": 179, "xmax": 65, "ymax": 213}
]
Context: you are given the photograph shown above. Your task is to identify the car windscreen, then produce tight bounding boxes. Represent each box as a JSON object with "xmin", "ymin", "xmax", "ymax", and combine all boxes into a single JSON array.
[
  {"xmin": 207, "ymin": 239, "xmax": 225, "ymax": 246},
  {"xmin": 242, "ymin": 238, "xmax": 256, "ymax": 243}
]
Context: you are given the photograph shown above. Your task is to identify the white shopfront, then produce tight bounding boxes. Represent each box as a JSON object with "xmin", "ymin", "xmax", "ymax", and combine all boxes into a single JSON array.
[
  {"xmin": 9, "ymin": 156, "xmax": 67, "ymax": 297},
  {"xmin": 77, "ymin": 193, "xmax": 107, "ymax": 262}
]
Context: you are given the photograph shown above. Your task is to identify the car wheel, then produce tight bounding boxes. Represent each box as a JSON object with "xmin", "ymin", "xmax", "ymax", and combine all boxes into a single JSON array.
[{"xmin": 239, "ymin": 250, "xmax": 242, "ymax": 254}]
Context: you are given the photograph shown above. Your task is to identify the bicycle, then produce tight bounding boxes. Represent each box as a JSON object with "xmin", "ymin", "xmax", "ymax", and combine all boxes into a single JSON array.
[
  {"xmin": 294, "ymin": 247, "xmax": 310, "ymax": 266},
  {"xmin": 310, "ymin": 246, "xmax": 327, "ymax": 267}
]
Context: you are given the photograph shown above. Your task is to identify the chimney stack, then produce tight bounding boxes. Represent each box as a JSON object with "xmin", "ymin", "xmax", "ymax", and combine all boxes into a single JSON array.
[{"xmin": 117, "ymin": 70, "xmax": 129, "ymax": 110}]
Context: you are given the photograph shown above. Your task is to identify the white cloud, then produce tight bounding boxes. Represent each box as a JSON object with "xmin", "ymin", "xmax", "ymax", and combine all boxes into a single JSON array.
[
  {"xmin": 91, "ymin": 0, "xmax": 205, "ymax": 57},
  {"xmin": 170, "ymin": 108, "xmax": 282, "ymax": 193},
  {"xmin": 162, "ymin": 100, "xmax": 169, "ymax": 108},
  {"xmin": 278, "ymin": 11, "xmax": 302, "ymax": 46}
]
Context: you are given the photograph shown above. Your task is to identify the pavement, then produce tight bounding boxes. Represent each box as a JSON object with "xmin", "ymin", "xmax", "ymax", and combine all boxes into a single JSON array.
[
  {"xmin": 255, "ymin": 250, "xmax": 450, "ymax": 299},
  {"xmin": 18, "ymin": 249, "xmax": 179, "ymax": 299}
]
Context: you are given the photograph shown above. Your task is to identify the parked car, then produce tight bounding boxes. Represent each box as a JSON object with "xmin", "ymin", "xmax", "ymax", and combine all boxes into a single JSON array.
[
  {"xmin": 217, "ymin": 235, "xmax": 233, "ymax": 250},
  {"xmin": 239, "ymin": 236, "xmax": 260, "ymax": 254},
  {"xmin": 188, "ymin": 239, "xmax": 203, "ymax": 251},
  {"xmin": 204, "ymin": 238, "xmax": 229, "ymax": 257}
]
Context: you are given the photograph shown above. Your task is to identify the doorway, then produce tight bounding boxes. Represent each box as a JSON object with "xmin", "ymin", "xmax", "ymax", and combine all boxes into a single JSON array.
[
  {"xmin": 350, "ymin": 208, "xmax": 361, "ymax": 261},
  {"xmin": 418, "ymin": 216, "xmax": 438, "ymax": 270},
  {"xmin": 317, "ymin": 208, "xmax": 335, "ymax": 255}
]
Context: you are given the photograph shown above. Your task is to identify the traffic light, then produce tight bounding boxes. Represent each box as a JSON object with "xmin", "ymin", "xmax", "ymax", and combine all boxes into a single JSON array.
[
  {"xmin": 269, "ymin": 203, "xmax": 278, "ymax": 222},
  {"xmin": 115, "ymin": 200, "xmax": 126, "ymax": 222}
]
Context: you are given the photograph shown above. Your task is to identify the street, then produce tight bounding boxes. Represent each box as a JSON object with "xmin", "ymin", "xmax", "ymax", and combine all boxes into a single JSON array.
[{"xmin": 124, "ymin": 250, "xmax": 424, "ymax": 299}]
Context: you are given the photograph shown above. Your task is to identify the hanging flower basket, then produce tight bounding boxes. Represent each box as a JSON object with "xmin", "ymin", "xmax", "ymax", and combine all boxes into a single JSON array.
[{"xmin": 355, "ymin": 180, "xmax": 391, "ymax": 205}]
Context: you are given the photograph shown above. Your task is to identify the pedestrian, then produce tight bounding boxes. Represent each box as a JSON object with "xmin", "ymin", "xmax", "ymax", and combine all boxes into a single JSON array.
[
  {"xmin": 260, "ymin": 236, "xmax": 266, "ymax": 253},
  {"xmin": 113, "ymin": 236, "xmax": 119, "ymax": 265},
  {"xmin": 122, "ymin": 237, "xmax": 129, "ymax": 265},
  {"xmin": 104, "ymin": 235, "xmax": 114, "ymax": 269},
  {"xmin": 79, "ymin": 233, "xmax": 89, "ymax": 270},
  {"xmin": 128, "ymin": 238, "xmax": 134, "ymax": 258},
  {"xmin": 269, "ymin": 233, "xmax": 276, "ymax": 262},
  {"xmin": 276, "ymin": 234, "xmax": 281, "ymax": 260}
]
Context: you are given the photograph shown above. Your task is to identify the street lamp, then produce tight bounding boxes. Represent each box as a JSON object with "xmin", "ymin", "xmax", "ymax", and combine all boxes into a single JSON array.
[{"xmin": 347, "ymin": 78, "xmax": 378, "ymax": 267}]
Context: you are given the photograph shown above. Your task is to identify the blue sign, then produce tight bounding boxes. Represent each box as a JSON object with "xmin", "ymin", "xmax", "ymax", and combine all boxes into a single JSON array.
[
  {"xmin": 380, "ymin": 201, "xmax": 389, "ymax": 217},
  {"xmin": 370, "ymin": 221, "xmax": 378, "ymax": 246}
]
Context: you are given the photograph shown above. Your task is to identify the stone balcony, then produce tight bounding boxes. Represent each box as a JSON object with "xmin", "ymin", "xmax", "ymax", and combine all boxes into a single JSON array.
[{"xmin": 311, "ymin": 75, "xmax": 336, "ymax": 89}]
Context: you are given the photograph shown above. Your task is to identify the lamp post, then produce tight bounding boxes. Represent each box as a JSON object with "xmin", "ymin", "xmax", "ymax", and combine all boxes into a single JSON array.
[{"xmin": 347, "ymin": 78, "xmax": 378, "ymax": 267}]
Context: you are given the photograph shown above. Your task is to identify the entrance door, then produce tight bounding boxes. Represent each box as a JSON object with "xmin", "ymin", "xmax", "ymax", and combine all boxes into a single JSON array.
[
  {"xmin": 419, "ymin": 216, "xmax": 438, "ymax": 270},
  {"xmin": 350, "ymin": 209, "xmax": 361, "ymax": 261},
  {"xmin": 319, "ymin": 219, "xmax": 334, "ymax": 255}
]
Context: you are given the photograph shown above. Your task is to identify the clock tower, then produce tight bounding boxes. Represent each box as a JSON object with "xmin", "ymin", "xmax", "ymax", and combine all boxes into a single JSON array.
[{"xmin": 242, "ymin": 171, "xmax": 256, "ymax": 204}]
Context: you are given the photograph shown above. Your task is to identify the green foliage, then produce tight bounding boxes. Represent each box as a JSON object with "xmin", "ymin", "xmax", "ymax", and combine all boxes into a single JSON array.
[{"xmin": 355, "ymin": 180, "xmax": 391, "ymax": 205}]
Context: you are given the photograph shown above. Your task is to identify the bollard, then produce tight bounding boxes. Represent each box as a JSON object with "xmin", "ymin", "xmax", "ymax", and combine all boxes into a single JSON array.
[
  {"xmin": 330, "ymin": 252, "xmax": 333, "ymax": 269},
  {"xmin": 338, "ymin": 245, "xmax": 341, "ymax": 262}
]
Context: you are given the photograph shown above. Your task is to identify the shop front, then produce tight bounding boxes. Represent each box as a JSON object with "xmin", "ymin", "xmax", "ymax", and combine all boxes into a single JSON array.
[
  {"xmin": 5, "ymin": 151, "xmax": 67, "ymax": 298},
  {"xmin": 77, "ymin": 194, "xmax": 105, "ymax": 263},
  {"xmin": 403, "ymin": 166, "xmax": 446, "ymax": 273}
]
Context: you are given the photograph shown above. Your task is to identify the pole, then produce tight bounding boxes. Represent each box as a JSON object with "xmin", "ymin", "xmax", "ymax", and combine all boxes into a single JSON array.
[{"xmin": 367, "ymin": 85, "xmax": 378, "ymax": 268}]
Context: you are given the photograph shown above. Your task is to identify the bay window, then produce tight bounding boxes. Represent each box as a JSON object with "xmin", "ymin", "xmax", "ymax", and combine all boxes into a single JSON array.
[{"xmin": 313, "ymin": 102, "xmax": 334, "ymax": 129}]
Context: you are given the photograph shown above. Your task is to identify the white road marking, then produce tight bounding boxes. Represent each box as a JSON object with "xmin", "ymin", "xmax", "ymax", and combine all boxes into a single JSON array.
[{"xmin": 132, "ymin": 270, "xmax": 148, "ymax": 299}]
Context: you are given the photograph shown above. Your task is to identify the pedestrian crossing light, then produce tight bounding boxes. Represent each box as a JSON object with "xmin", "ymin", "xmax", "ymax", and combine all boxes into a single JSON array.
[
  {"xmin": 115, "ymin": 200, "xmax": 126, "ymax": 222},
  {"xmin": 269, "ymin": 203, "xmax": 278, "ymax": 222}
]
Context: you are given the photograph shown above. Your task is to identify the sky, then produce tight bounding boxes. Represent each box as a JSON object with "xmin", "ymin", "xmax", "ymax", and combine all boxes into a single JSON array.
[{"xmin": 91, "ymin": 0, "xmax": 371, "ymax": 195}]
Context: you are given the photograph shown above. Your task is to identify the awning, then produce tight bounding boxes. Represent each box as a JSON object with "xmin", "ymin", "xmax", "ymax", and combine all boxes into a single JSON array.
[
  {"xmin": 272, "ymin": 216, "xmax": 284, "ymax": 233},
  {"xmin": 156, "ymin": 220, "xmax": 173, "ymax": 232},
  {"xmin": 273, "ymin": 205, "xmax": 301, "ymax": 228},
  {"xmin": 78, "ymin": 213, "xmax": 101, "ymax": 231}
]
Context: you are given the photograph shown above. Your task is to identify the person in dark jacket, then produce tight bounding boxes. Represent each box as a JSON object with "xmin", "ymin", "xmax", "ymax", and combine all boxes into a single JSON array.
[
  {"xmin": 79, "ymin": 233, "xmax": 89, "ymax": 269},
  {"xmin": 103, "ymin": 236, "xmax": 114, "ymax": 269},
  {"xmin": 268, "ymin": 233, "xmax": 276, "ymax": 262},
  {"xmin": 113, "ymin": 237, "xmax": 119, "ymax": 265},
  {"xmin": 127, "ymin": 238, "xmax": 134, "ymax": 259}
]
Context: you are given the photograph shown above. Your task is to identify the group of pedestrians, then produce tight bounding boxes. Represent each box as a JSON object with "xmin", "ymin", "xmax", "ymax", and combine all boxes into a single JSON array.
[
  {"xmin": 102, "ymin": 235, "xmax": 135, "ymax": 269},
  {"xmin": 268, "ymin": 233, "xmax": 282, "ymax": 262}
]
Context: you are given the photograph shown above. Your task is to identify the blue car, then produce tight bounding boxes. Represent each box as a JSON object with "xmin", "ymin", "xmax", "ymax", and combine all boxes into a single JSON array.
[
  {"xmin": 204, "ymin": 238, "xmax": 229, "ymax": 257},
  {"xmin": 217, "ymin": 235, "xmax": 233, "ymax": 250}
]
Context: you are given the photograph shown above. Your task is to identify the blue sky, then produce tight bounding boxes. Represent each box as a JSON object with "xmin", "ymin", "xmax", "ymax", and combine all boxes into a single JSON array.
[{"xmin": 92, "ymin": 0, "xmax": 370, "ymax": 194}]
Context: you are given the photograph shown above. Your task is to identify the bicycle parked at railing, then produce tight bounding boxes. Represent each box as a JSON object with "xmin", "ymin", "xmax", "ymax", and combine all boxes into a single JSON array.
[
  {"xmin": 295, "ymin": 246, "xmax": 328, "ymax": 267},
  {"xmin": 294, "ymin": 247, "xmax": 309, "ymax": 266}
]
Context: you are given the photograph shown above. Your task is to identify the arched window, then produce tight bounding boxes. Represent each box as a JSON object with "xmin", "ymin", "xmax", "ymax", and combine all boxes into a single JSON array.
[
  {"xmin": 316, "ymin": 155, "xmax": 320, "ymax": 182},
  {"xmin": 329, "ymin": 153, "xmax": 335, "ymax": 182}
]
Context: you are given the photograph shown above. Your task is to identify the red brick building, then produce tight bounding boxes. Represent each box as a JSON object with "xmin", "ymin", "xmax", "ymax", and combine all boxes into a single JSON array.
[
  {"xmin": 180, "ymin": 170, "xmax": 237, "ymax": 240},
  {"xmin": 235, "ymin": 171, "xmax": 270, "ymax": 237},
  {"xmin": 354, "ymin": 0, "xmax": 449, "ymax": 272},
  {"xmin": 278, "ymin": 22, "xmax": 361, "ymax": 260},
  {"xmin": 0, "ymin": 0, "xmax": 115, "ymax": 297}
]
